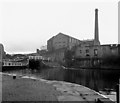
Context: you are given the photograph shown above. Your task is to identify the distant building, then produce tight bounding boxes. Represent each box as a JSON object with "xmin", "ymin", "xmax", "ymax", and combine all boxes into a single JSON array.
[
  {"xmin": 40, "ymin": 45, "xmax": 47, "ymax": 50},
  {"xmin": 36, "ymin": 49, "xmax": 47, "ymax": 55},
  {"xmin": 3, "ymin": 61, "xmax": 23, "ymax": 66},
  {"xmin": 101, "ymin": 44, "xmax": 119, "ymax": 57}
]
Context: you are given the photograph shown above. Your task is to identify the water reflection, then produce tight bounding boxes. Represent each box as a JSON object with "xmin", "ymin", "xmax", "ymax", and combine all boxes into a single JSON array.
[{"xmin": 5, "ymin": 67, "xmax": 120, "ymax": 92}]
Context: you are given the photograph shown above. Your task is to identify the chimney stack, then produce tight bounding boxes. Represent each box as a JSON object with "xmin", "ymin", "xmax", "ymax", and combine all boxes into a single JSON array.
[{"xmin": 94, "ymin": 8, "xmax": 99, "ymax": 42}]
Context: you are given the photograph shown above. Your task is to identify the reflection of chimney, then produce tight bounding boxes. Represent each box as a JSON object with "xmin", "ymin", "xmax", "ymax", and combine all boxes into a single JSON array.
[{"xmin": 94, "ymin": 9, "xmax": 99, "ymax": 41}]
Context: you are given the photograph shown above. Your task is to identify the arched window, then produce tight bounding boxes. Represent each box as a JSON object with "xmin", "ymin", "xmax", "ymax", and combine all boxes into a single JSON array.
[{"xmin": 86, "ymin": 49, "xmax": 89, "ymax": 56}]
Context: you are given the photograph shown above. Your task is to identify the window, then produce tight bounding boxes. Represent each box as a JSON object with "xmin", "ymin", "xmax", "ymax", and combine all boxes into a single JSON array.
[
  {"xmin": 69, "ymin": 38, "xmax": 72, "ymax": 43},
  {"xmin": 86, "ymin": 49, "xmax": 89, "ymax": 56},
  {"xmin": 86, "ymin": 49, "xmax": 89, "ymax": 53},
  {"xmin": 86, "ymin": 54, "xmax": 89, "ymax": 56},
  {"xmin": 80, "ymin": 50, "xmax": 82, "ymax": 53},
  {"xmin": 72, "ymin": 38, "xmax": 74, "ymax": 43},
  {"xmin": 94, "ymin": 49, "xmax": 98, "ymax": 56}
]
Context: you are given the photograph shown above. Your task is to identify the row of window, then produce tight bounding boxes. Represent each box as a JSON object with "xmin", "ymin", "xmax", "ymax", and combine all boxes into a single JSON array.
[
  {"xmin": 79, "ymin": 49, "xmax": 98, "ymax": 56},
  {"xmin": 55, "ymin": 43, "xmax": 67, "ymax": 48},
  {"xmin": 55, "ymin": 41, "xmax": 67, "ymax": 45},
  {"xmin": 69, "ymin": 38, "xmax": 80, "ymax": 44},
  {"xmin": 3, "ymin": 62, "xmax": 22, "ymax": 66},
  {"xmin": 29, "ymin": 56, "xmax": 42, "ymax": 60}
]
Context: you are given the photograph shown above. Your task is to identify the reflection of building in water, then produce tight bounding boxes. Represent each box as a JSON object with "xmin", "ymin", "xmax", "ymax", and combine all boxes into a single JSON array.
[{"xmin": 38, "ymin": 9, "xmax": 119, "ymax": 65}]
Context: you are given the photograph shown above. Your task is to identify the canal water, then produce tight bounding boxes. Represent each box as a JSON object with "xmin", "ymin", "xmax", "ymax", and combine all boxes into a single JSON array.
[{"xmin": 4, "ymin": 67, "xmax": 120, "ymax": 93}]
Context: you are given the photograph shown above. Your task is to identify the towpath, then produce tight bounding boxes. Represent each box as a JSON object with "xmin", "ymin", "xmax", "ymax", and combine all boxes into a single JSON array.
[{"xmin": 0, "ymin": 73, "xmax": 114, "ymax": 102}]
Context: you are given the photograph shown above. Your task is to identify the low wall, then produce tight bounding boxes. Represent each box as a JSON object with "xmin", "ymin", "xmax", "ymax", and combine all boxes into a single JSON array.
[
  {"xmin": 72, "ymin": 58, "xmax": 101, "ymax": 68},
  {"xmin": 2, "ymin": 66, "xmax": 27, "ymax": 71}
]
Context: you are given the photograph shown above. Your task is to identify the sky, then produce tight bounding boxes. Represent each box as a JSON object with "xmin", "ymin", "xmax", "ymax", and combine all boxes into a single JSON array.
[{"xmin": 0, "ymin": 0, "xmax": 118, "ymax": 54}]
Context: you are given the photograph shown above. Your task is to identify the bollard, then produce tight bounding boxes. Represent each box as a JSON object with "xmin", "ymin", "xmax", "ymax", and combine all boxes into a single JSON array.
[{"xmin": 13, "ymin": 75, "xmax": 16, "ymax": 79}]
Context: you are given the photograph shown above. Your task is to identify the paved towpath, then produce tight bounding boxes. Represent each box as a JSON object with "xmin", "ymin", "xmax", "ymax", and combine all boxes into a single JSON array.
[{"xmin": 1, "ymin": 72, "xmax": 114, "ymax": 102}]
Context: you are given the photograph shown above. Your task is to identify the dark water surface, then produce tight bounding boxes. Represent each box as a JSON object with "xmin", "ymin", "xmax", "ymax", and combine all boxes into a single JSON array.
[{"xmin": 4, "ymin": 67, "xmax": 120, "ymax": 92}]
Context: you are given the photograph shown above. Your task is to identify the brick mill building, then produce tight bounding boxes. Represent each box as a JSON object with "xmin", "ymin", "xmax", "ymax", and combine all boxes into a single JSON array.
[{"xmin": 38, "ymin": 9, "xmax": 119, "ymax": 66}]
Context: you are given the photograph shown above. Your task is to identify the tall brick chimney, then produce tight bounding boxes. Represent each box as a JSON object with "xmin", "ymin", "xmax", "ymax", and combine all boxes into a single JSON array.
[
  {"xmin": 95, "ymin": 9, "xmax": 99, "ymax": 41},
  {"xmin": 94, "ymin": 9, "xmax": 100, "ymax": 45}
]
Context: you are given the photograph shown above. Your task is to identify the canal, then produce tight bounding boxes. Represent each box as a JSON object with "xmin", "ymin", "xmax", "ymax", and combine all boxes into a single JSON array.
[{"xmin": 4, "ymin": 67, "xmax": 120, "ymax": 94}]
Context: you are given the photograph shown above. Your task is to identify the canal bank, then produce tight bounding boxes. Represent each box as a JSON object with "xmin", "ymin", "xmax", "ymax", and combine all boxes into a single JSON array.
[{"xmin": 1, "ymin": 72, "xmax": 114, "ymax": 102}]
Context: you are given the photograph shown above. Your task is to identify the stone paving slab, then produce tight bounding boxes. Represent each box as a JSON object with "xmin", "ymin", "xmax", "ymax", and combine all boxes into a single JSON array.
[
  {"xmin": 44, "ymin": 79, "xmax": 110, "ymax": 102},
  {"xmin": 58, "ymin": 95, "xmax": 87, "ymax": 101}
]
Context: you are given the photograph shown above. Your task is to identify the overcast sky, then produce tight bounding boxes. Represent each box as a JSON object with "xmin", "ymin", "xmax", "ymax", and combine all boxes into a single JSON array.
[{"xmin": 0, "ymin": 0, "xmax": 118, "ymax": 54}]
